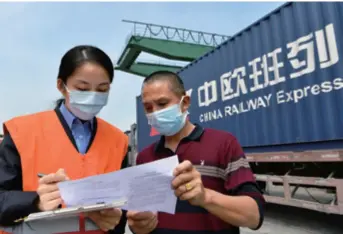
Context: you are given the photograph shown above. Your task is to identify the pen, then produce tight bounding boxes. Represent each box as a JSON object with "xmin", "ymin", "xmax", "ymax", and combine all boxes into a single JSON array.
[{"xmin": 37, "ymin": 173, "xmax": 46, "ymax": 178}]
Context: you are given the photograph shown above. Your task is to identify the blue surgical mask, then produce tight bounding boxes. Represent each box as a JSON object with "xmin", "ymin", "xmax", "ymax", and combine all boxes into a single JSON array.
[
  {"xmin": 146, "ymin": 97, "xmax": 188, "ymax": 136},
  {"xmin": 65, "ymin": 87, "xmax": 109, "ymax": 120}
]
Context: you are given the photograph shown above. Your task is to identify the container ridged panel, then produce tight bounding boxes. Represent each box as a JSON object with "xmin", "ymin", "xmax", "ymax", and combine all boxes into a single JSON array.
[{"xmin": 136, "ymin": 2, "xmax": 343, "ymax": 151}]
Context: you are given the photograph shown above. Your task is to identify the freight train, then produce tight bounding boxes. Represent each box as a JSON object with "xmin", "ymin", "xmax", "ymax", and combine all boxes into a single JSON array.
[{"xmin": 126, "ymin": 2, "xmax": 343, "ymax": 215}]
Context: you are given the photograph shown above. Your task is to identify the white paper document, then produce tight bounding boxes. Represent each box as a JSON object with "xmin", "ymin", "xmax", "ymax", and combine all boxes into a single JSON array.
[{"xmin": 58, "ymin": 155, "xmax": 179, "ymax": 214}]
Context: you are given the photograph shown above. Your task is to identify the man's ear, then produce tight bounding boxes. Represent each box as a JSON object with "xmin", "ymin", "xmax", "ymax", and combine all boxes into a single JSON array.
[{"xmin": 182, "ymin": 95, "xmax": 191, "ymax": 112}]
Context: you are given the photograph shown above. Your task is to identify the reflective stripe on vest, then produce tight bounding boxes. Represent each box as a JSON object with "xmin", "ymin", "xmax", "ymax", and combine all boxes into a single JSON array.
[{"xmin": 1, "ymin": 110, "xmax": 128, "ymax": 234}]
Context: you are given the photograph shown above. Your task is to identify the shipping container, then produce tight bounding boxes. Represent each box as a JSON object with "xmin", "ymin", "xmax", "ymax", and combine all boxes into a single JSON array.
[
  {"xmin": 133, "ymin": 2, "xmax": 343, "ymax": 215},
  {"xmin": 136, "ymin": 1, "xmax": 343, "ymax": 152}
]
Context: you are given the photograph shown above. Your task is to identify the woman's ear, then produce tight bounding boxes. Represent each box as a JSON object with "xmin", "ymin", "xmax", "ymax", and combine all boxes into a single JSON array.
[{"xmin": 57, "ymin": 79, "xmax": 66, "ymax": 96}]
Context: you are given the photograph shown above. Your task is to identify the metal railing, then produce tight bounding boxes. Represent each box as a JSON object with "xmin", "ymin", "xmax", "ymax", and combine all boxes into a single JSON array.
[
  {"xmin": 134, "ymin": 58, "xmax": 187, "ymax": 68},
  {"xmin": 122, "ymin": 19, "xmax": 230, "ymax": 47}
]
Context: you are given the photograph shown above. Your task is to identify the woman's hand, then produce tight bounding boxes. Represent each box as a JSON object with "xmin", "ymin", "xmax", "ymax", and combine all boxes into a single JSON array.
[
  {"xmin": 36, "ymin": 168, "xmax": 69, "ymax": 211},
  {"xmin": 86, "ymin": 208, "xmax": 122, "ymax": 232},
  {"xmin": 172, "ymin": 160, "xmax": 209, "ymax": 207}
]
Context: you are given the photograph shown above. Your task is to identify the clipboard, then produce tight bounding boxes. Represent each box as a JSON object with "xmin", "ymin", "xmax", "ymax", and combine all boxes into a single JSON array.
[{"xmin": 16, "ymin": 199, "xmax": 127, "ymax": 223}]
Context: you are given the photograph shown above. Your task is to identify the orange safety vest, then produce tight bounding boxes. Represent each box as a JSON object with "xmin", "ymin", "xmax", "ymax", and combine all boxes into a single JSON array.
[{"xmin": 1, "ymin": 110, "xmax": 128, "ymax": 234}]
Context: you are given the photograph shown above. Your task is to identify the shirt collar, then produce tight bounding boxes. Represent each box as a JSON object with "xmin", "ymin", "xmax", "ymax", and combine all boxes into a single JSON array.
[
  {"xmin": 59, "ymin": 102, "xmax": 94, "ymax": 129},
  {"xmin": 154, "ymin": 124, "xmax": 204, "ymax": 153}
]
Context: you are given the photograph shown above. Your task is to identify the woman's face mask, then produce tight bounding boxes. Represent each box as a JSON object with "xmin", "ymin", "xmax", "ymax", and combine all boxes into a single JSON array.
[{"xmin": 65, "ymin": 86, "xmax": 109, "ymax": 120}]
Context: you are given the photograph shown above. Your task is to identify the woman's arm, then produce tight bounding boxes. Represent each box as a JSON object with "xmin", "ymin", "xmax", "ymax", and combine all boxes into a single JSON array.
[{"xmin": 0, "ymin": 133, "xmax": 40, "ymax": 226}]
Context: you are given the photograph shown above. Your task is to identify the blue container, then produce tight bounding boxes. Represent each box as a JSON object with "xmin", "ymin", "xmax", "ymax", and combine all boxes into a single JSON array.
[{"xmin": 136, "ymin": 2, "xmax": 343, "ymax": 152}]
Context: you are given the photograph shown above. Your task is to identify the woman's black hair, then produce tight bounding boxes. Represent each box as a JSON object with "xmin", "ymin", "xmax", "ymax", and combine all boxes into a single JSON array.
[{"xmin": 55, "ymin": 45, "xmax": 114, "ymax": 107}]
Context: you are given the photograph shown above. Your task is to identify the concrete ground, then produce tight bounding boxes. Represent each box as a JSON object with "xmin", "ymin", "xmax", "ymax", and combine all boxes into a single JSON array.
[
  {"xmin": 125, "ymin": 203, "xmax": 343, "ymax": 234},
  {"xmin": 240, "ymin": 204, "xmax": 342, "ymax": 234}
]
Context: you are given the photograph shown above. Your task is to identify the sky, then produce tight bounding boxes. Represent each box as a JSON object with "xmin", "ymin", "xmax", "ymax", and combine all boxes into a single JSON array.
[{"xmin": 0, "ymin": 1, "xmax": 284, "ymax": 133}]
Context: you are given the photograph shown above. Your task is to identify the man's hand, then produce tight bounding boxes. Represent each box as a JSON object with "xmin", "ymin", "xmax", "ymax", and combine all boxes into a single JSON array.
[
  {"xmin": 36, "ymin": 168, "xmax": 69, "ymax": 211},
  {"xmin": 127, "ymin": 211, "xmax": 158, "ymax": 234},
  {"xmin": 86, "ymin": 208, "xmax": 122, "ymax": 232},
  {"xmin": 172, "ymin": 160, "xmax": 209, "ymax": 207}
]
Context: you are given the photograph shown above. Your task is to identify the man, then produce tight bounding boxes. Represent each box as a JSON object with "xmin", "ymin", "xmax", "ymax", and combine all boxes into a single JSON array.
[{"xmin": 127, "ymin": 71, "xmax": 265, "ymax": 234}]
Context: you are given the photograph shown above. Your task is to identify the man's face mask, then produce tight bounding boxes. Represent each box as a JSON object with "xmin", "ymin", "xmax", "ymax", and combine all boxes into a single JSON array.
[
  {"xmin": 65, "ymin": 86, "xmax": 109, "ymax": 120},
  {"xmin": 146, "ymin": 96, "xmax": 188, "ymax": 136}
]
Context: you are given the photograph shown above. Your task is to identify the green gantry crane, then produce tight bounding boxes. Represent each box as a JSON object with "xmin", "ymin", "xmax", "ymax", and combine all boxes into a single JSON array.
[{"xmin": 115, "ymin": 20, "xmax": 230, "ymax": 77}]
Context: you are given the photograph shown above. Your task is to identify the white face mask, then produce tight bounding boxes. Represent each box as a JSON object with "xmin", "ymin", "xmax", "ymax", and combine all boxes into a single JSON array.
[{"xmin": 65, "ymin": 86, "xmax": 109, "ymax": 120}]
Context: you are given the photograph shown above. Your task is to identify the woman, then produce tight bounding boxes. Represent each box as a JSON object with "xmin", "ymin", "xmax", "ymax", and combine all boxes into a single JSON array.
[{"xmin": 0, "ymin": 45, "xmax": 128, "ymax": 234}]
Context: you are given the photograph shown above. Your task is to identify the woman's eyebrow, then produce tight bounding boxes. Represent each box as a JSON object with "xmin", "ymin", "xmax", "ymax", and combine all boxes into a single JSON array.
[{"xmin": 74, "ymin": 79, "xmax": 90, "ymax": 84}]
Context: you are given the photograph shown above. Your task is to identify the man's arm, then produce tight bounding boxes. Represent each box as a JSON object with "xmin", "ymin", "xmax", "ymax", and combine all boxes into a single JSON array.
[
  {"xmin": 202, "ymin": 136, "xmax": 265, "ymax": 229},
  {"xmin": 202, "ymin": 183, "xmax": 264, "ymax": 229}
]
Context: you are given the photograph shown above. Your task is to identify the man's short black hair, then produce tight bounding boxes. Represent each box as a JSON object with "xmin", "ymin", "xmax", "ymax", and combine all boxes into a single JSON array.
[{"xmin": 142, "ymin": 70, "xmax": 186, "ymax": 97}]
